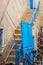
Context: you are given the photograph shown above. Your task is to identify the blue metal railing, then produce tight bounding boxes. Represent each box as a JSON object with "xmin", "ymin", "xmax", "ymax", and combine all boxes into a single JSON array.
[
  {"xmin": 16, "ymin": 1, "xmax": 40, "ymax": 65},
  {"xmin": 16, "ymin": 42, "xmax": 23, "ymax": 65},
  {"xmin": 30, "ymin": 1, "xmax": 40, "ymax": 25}
]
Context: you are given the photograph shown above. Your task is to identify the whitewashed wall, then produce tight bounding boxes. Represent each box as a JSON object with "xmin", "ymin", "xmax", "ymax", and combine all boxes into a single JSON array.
[
  {"xmin": 33, "ymin": 0, "xmax": 39, "ymax": 8},
  {"xmin": 40, "ymin": 0, "xmax": 43, "ymax": 14},
  {"xmin": 0, "ymin": 0, "xmax": 29, "ymax": 45},
  {"xmin": 0, "ymin": 0, "xmax": 9, "ymax": 23}
]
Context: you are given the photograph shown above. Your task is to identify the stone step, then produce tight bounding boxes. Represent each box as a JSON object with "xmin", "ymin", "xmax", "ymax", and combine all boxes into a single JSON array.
[
  {"xmin": 14, "ymin": 34, "xmax": 21, "ymax": 36},
  {"xmin": 17, "ymin": 24, "xmax": 21, "ymax": 29},
  {"xmin": 14, "ymin": 35, "xmax": 21, "ymax": 39},
  {"xmin": 15, "ymin": 29, "xmax": 21, "ymax": 34},
  {"xmin": 10, "ymin": 50, "xmax": 16, "ymax": 56},
  {"xmin": 25, "ymin": 9, "xmax": 34, "ymax": 14},
  {"xmin": 9, "ymin": 55, "xmax": 16, "ymax": 57},
  {"xmin": 13, "ymin": 46, "xmax": 19, "ymax": 50},
  {"xmin": 15, "ymin": 39, "xmax": 22, "ymax": 42},
  {"xmin": 22, "ymin": 15, "xmax": 32, "ymax": 22},
  {"xmin": 7, "ymin": 56, "xmax": 16, "ymax": 62},
  {"xmin": 6, "ymin": 61, "xmax": 16, "ymax": 65}
]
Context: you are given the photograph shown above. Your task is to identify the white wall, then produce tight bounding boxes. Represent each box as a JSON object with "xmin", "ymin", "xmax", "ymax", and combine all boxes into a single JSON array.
[
  {"xmin": 0, "ymin": 0, "xmax": 9, "ymax": 23},
  {"xmin": 0, "ymin": 0, "xmax": 28, "ymax": 45},
  {"xmin": 40, "ymin": 0, "xmax": 43, "ymax": 14},
  {"xmin": 33, "ymin": 0, "xmax": 39, "ymax": 8}
]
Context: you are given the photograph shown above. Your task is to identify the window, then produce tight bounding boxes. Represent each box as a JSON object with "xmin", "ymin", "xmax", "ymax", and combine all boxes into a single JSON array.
[{"xmin": 0, "ymin": 28, "xmax": 4, "ymax": 47}]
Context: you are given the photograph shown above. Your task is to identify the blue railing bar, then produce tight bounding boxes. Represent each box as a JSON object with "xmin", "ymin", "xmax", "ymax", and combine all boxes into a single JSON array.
[
  {"xmin": 16, "ymin": 1, "xmax": 40, "ymax": 64},
  {"xmin": 30, "ymin": 1, "xmax": 40, "ymax": 25}
]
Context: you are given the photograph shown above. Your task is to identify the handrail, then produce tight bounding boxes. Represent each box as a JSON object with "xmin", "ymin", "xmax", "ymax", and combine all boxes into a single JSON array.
[
  {"xmin": 16, "ymin": 42, "xmax": 23, "ymax": 65},
  {"xmin": 16, "ymin": 1, "xmax": 40, "ymax": 65},
  {"xmin": 29, "ymin": 1, "xmax": 40, "ymax": 25}
]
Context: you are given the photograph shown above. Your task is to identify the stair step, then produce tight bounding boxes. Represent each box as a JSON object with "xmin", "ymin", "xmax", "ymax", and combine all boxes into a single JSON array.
[
  {"xmin": 9, "ymin": 55, "xmax": 16, "ymax": 57},
  {"xmin": 26, "ymin": 9, "xmax": 34, "ymax": 14},
  {"xmin": 13, "ymin": 46, "xmax": 19, "ymax": 50},
  {"xmin": 22, "ymin": 14, "xmax": 32, "ymax": 19},
  {"xmin": 22, "ymin": 16, "xmax": 32, "ymax": 22},
  {"xmin": 14, "ymin": 35, "xmax": 21, "ymax": 39},
  {"xmin": 26, "ymin": 12, "xmax": 33, "ymax": 14},
  {"xmin": 0, "ymin": 56, "xmax": 4, "ymax": 63},
  {"xmin": 15, "ymin": 28, "xmax": 21, "ymax": 31},
  {"xmin": 15, "ymin": 39, "xmax": 22, "ymax": 42},
  {"xmin": 6, "ymin": 63, "xmax": 14, "ymax": 65},
  {"xmin": 40, "ymin": 54, "xmax": 43, "ymax": 57},
  {"xmin": 11, "ymin": 49, "xmax": 16, "ymax": 52},
  {"xmin": 16, "ymin": 28, "xmax": 21, "ymax": 31},
  {"xmin": 15, "ymin": 30, "xmax": 21, "ymax": 34},
  {"xmin": 26, "ymin": 14, "xmax": 33, "ymax": 17},
  {"xmin": 14, "ymin": 34, "xmax": 21, "ymax": 36},
  {"xmin": 7, "ymin": 56, "xmax": 16, "ymax": 62},
  {"xmin": 17, "ymin": 25, "xmax": 21, "ymax": 29},
  {"xmin": 22, "ymin": 9, "xmax": 34, "ymax": 22},
  {"xmin": 6, "ymin": 61, "xmax": 16, "ymax": 65},
  {"xmin": 10, "ymin": 50, "xmax": 16, "ymax": 55}
]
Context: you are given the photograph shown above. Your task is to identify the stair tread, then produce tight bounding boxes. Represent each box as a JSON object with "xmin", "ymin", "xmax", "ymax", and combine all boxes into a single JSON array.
[
  {"xmin": 15, "ymin": 39, "xmax": 22, "ymax": 40},
  {"xmin": 25, "ymin": 9, "xmax": 34, "ymax": 13},
  {"xmin": 22, "ymin": 15, "xmax": 32, "ymax": 22},
  {"xmin": 6, "ymin": 61, "xmax": 16, "ymax": 64},
  {"xmin": 14, "ymin": 34, "xmax": 21, "ymax": 35},
  {"xmin": 15, "ymin": 37, "xmax": 21, "ymax": 39},
  {"xmin": 15, "ymin": 30, "xmax": 21, "ymax": 34},
  {"xmin": 7, "ymin": 56, "xmax": 16, "ymax": 61},
  {"xmin": 14, "ymin": 39, "xmax": 21, "ymax": 42},
  {"xmin": 9, "ymin": 55, "xmax": 16, "ymax": 57},
  {"xmin": 14, "ymin": 35, "xmax": 21, "ymax": 38},
  {"xmin": 13, "ymin": 46, "xmax": 19, "ymax": 49},
  {"xmin": 10, "ymin": 50, "xmax": 16, "ymax": 55},
  {"xmin": 22, "ymin": 9, "xmax": 34, "ymax": 22}
]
